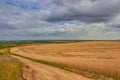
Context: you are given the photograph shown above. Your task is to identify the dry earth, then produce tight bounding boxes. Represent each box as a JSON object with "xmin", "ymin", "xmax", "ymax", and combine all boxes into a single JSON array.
[
  {"xmin": 11, "ymin": 41, "xmax": 120, "ymax": 80},
  {"xmin": 12, "ymin": 56, "xmax": 92, "ymax": 80}
]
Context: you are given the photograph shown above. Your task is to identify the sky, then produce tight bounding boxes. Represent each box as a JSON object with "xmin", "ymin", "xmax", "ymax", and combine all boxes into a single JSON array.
[{"xmin": 0, "ymin": 0, "xmax": 120, "ymax": 40}]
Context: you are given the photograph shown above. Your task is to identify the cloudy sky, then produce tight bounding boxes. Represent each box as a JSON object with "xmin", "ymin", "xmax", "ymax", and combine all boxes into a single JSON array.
[{"xmin": 0, "ymin": 0, "xmax": 120, "ymax": 40}]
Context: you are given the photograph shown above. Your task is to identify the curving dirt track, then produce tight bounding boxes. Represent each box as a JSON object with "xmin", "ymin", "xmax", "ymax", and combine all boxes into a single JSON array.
[{"xmin": 12, "ymin": 56, "xmax": 92, "ymax": 80}]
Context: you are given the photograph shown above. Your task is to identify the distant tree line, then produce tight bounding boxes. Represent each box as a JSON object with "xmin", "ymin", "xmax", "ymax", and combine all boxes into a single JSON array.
[{"xmin": 0, "ymin": 40, "xmax": 119, "ymax": 49}]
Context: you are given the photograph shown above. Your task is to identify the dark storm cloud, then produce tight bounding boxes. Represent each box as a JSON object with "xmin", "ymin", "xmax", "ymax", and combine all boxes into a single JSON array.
[
  {"xmin": 0, "ymin": 23, "xmax": 16, "ymax": 30},
  {"xmin": 111, "ymin": 24, "xmax": 120, "ymax": 28},
  {"xmin": 46, "ymin": 0, "xmax": 120, "ymax": 23}
]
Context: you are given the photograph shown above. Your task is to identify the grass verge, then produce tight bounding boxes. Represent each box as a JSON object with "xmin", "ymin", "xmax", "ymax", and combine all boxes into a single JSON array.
[
  {"xmin": 0, "ymin": 56, "xmax": 23, "ymax": 80},
  {"xmin": 0, "ymin": 48, "xmax": 23, "ymax": 80}
]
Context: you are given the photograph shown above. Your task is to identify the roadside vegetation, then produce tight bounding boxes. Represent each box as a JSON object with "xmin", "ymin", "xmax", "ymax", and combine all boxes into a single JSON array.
[
  {"xmin": 0, "ymin": 56, "xmax": 23, "ymax": 80},
  {"xmin": 0, "ymin": 43, "xmax": 23, "ymax": 80}
]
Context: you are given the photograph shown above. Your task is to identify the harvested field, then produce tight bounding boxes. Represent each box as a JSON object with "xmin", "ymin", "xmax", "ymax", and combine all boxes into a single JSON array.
[{"xmin": 11, "ymin": 41, "xmax": 120, "ymax": 79}]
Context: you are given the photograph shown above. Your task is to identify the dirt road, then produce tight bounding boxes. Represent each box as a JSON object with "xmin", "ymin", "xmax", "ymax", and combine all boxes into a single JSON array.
[{"xmin": 12, "ymin": 56, "xmax": 92, "ymax": 80}]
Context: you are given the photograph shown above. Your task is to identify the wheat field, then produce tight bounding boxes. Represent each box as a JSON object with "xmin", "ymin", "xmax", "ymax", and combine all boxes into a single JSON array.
[{"xmin": 11, "ymin": 41, "xmax": 120, "ymax": 79}]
